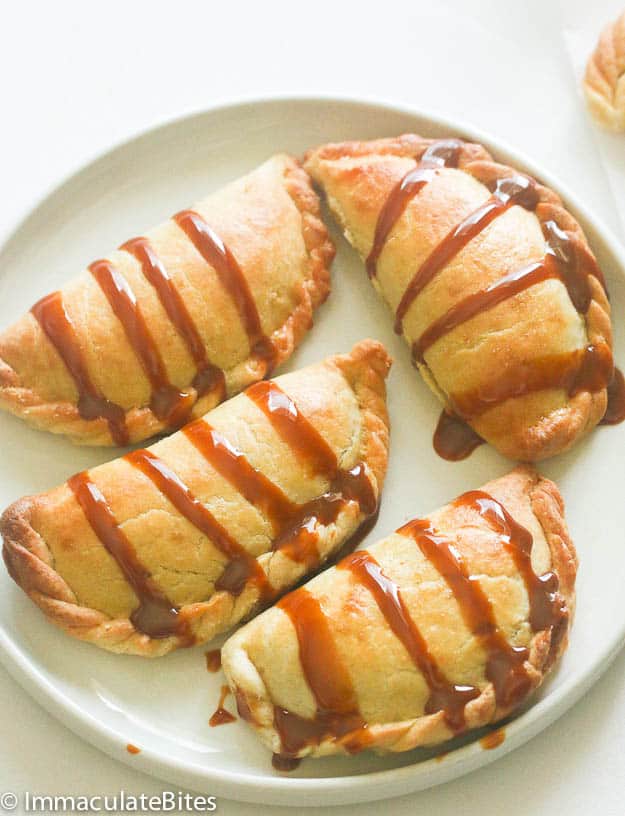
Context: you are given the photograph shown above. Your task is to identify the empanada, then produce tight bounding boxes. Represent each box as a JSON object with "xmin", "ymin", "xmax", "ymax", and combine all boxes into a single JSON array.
[
  {"xmin": 1, "ymin": 341, "xmax": 390, "ymax": 657},
  {"xmin": 223, "ymin": 467, "xmax": 575, "ymax": 765},
  {"xmin": 584, "ymin": 11, "xmax": 625, "ymax": 132},
  {"xmin": 305, "ymin": 135, "xmax": 616, "ymax": 461},
  {"xmin": 0, "ymin": 156, "xmax": 334, "ymax": 445}
]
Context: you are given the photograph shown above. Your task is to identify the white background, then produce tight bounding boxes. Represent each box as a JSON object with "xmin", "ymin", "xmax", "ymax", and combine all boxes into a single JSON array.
[{"xmin": 1, "ymin": 0, "xmax": 625, "ymax": 813}]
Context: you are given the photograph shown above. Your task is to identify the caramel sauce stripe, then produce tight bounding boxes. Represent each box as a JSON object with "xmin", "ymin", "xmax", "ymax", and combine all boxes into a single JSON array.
[
  {"xmin": 31, "ymin": 292, "xmax": 129, "ymax": 445},
  {"xmin": 173, "ymin": 210, "xmax": 276, "ymax": 366},
  {"xmin": 339, "ymin": 550, "xmax": 479, "ymax": 732},
  {"xmin": 67, "ymin": 471, "xmax": 186, "ymax": 640},
  {"xmin": 89, "ymin": 259, "xmax": 192, "ymax": 426},
  {"xmin": 120, "ymin": 237, "xmax": 225, "ymax": 400}
]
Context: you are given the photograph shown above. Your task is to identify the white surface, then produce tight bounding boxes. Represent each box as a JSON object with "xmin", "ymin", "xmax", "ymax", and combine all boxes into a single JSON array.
[
  {"xmin": 3, "ymin": 98, "xmax": 625, "ymax": 807},
  {"xmin": 1, "ymin": 1, "xmax": 624, "ymax": 814}
]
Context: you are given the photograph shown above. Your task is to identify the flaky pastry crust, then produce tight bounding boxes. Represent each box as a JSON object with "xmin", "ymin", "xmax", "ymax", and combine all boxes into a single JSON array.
[
  {"xmin": 304, "ymin": 135, "xmax": 612, "ymax": 461},
  {"xmin": 223, "ymin": 466, "xmax": 576, "ymax": 759},
  {"xmin": 0, "ymin": 155, "xmax": 334, "ymax": 446},
  {"xmin": 1, "ymin": 341, "xmax": 391, "ymax": 657}
]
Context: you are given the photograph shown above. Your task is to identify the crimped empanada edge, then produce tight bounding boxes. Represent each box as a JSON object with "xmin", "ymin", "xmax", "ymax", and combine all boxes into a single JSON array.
[
  {"xmin": 0, "ymin": 340, "xmax": 391, "ymax": 658},
  {"xmin": 223, "ymin": 465, "xmax": 576, "ymax": 758},
  {"xmin": 0, "ymin": 155, "xmax": 335, "ymax": 447},
  {"xmin": 304, "ymin": 135, "xmax": 612, "ymax": 463}
]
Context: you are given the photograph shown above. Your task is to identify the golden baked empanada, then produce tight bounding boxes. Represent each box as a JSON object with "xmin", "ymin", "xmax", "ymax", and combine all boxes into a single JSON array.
[
  {"xmin": 223, "ymin": 467, "xmax": 575, "ymax": 765},
  {"xmin": 305, "ymin": 135, "xmax": 616, "ymax": 461},
  {"xmin": 584, "ymin": 11, "xmax": 625, "ymax": 132},
  {"xmin": 1, "ymin": 341, "xmax": 390, "ymax": 657},
  {"xmin": 0, "ymin": 156, "xmax": 334, "ymax": 445}
]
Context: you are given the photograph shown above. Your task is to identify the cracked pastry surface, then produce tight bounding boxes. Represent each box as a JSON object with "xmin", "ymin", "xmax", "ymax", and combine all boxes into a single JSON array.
[
  {"xmin": 584, "ymin": 11, "xmax": 625, "ymax": 132},
  {"xmin": 222, "ymin": 466, "xmax": 576, "ymax": 762},
  {"xmin": 1, "ymin": 340, "xmax": 390, "ymax": 657},
  {"xmin": 0, "ymin": 155, "xmax": 334, "ymax": 446},
  {"xmin": 304, "ymin": 135, "xmax": 613, "ymax": 461}
]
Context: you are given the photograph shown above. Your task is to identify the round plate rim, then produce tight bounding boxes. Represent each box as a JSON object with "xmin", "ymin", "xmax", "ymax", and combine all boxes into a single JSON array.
[{"xmin": 0, "ymin": 94, "xmax": 624, "ymax": 806}]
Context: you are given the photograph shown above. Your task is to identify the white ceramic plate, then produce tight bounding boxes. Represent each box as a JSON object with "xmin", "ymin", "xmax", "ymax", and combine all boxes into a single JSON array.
[{"xmin": 1, "ymin": 98, "xmax": 624, "ymax": 807}]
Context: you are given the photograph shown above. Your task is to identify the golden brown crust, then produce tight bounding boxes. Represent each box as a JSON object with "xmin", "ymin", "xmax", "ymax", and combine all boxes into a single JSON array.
[
  {"xmin": 305, "ymin": 135, "xmax": 612, "ymax": 462},
  {"xmin": 1, "ymin": 341, "xmax": 391, "ymax": 657},
  {"xmin": 0, "ymin": 155, "xmax": 334, "ymax": 446},
  {"xmin": 223, "ymin": 466, "xmax": 576, "ymax": 758},
  {"xmin": 584, "ymin": 11, "xmax": 625, "ymax": 132}
]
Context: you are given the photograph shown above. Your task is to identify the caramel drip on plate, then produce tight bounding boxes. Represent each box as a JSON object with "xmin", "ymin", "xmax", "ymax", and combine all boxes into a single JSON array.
[
  {"xmin": 395, "ymin": 175, "xmax": 539, "ymax": 332},
  {"xmin": 480, "ymin": 727, "xmax": 506, "ymax": 750},
  {"xmin": 433, "ymin": 411, "xmax": 485, "ymax": 461},
  {"xmin": 125, "ymin": 448, "xmax": 269, "ymax": 599},
  {"xmin": 271, "ymin": 754, "xmax": 301, "ymax": 772},
  {"xmin": 205, "ymin": 649, "xmax": 222, "ymax": 672},
  {"xmin": 68, "ymin": 471, "xmax": 189, "ymax": 640},
  {"xmin": 121, "ymin": 237, "xmax": 226, "ymax": 400},
  {"xmin": 174, "ymin": 210, "xmax": 276, "ymax": 366},
  {"xmin": 31, "ymin": 292, "xmax": 129, "ymax": 445},
  {"xmin": 366, "ymin": 139, "xmax": 464, "ymax": 279},
  {"xmin": 339, "ymin": 551, "xmax": 479, "ymax": 732},
  {"xmin": 209, "ymin": 685, "xmax": 236, "ymax": 727},
  {"xmin": 273, "ymin": 588, "xmax": 368, "ymax": 761},
  {"xmin": 89, "ymin": 260, "xmax": 193, "ymax": 426},
  {"xmin": 245, "ymin": 381, "xmax": 377, "ymax": 564}
]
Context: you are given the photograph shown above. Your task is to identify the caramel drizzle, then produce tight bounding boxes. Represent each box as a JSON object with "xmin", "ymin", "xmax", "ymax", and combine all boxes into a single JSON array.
[
  {"xmin": 368, "ymin": 143, "xmax": 619, "ymax": 455},
  {"xmin": 183, "ymin": 419, "xmax": 296, "ymax": 533},
  {"xmin": 209, "ymin": 685, "xmax": 236, "ymax": 727},
  {"xmin": 339, "ymin": 551, "xmax": 479, "ymax": 732},
  {"xmin": 31, "ymin": 292, "xmax": 129, "ymax": 445},
  {"xmin": 121, "ymin": 237, "xmax": 225, "ymax": 400},
  {"xmin": 68, "ymin": 471, "xmax": 189, "ymax": 640},
  {"xmin": 174, "ymin": 210, "xmax": 276, "ymax": 366},
  {"xmin": 68, "ymin": 380, "xmax": 376, "ymax": 636},
  {"xmin": 413, "ymin": 255, "xmax": 556, "ymax": 363},
  {"xmin": 366, "ymin": 139, "xmax": 464, "ymax": 279},
  {"xmin": 270, "ymin": 488, "xmax": 564, "ymax": 757},
  {"xmin": 89, "ymin": 260, "xmax": 193, "ymax": 426},
  {"xmin": 399, "ymin": 490, "xmax": 566, "ymax": 709},
  {"xmin": 125, "ymin": 448, "xmax": 269, "ymax": 599},
  {"xmin": 399, "ymin": 518, "xmax": 530, "ymax": 709},
  {"xmin": 274, "ymin": 588, "xmax": 368, "ymax": 759},
  {"xmin": 394, "ymin": 175, "xmax": 539, "ymax": 332},
  {"xmin": 459, "ymin": 490, "xmax": 568, "ymax": 665},
  {"xmin": 246, "ymin": 380, "xmax": 338, "ymax": 474},
  {"xmin": 245, "ymin": 381, "xmax": 377, "ymax": 565}
]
